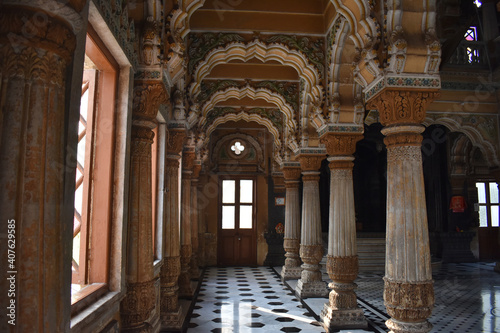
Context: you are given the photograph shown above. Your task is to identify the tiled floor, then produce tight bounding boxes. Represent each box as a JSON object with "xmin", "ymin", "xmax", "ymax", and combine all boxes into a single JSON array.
[
  {"xmin": 187, "ymin": 266, "xmax": 326, "ymax": 332},
  {"xmin": 187, "ymin": 262, "xmax": 500, "ymax": 332}
]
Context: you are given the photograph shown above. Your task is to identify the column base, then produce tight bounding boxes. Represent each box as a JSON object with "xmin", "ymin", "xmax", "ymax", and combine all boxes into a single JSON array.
[
  {"xmin": 295, "ymin": 279, "xmax": 327, "ymax": 298},
  {"xmin": 190, "ymin": 255, "xmax": 201, "ymax": 280},
  {"xmin": 281, "ymin": 265, "xmax": 302, "ymax": 281},
  {"xmin": 161, "ymin": 306, "xmax": 184, "ymax": 331},
  {"xmin": 320, "ymin": 303, "xmax": 367, "ymax": 331},
  {"xmin": 121, "ymin": 323, "xmax": 152, "ymax": 333},
  {"xmin": 178, "ymin": 272, "xmax": 195, "ymax": 298},
  {"xmin": 386, "ymin": 319, "xmax": 432, "ymax": 333}
]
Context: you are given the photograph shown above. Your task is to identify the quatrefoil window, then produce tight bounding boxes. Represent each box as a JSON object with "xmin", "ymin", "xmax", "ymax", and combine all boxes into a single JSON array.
[{"xmin": 231, "ymin": 141, "xmax": 245, "ymax": 155}]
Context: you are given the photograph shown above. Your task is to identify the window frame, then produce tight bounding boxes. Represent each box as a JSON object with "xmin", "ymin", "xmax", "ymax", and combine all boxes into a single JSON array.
[
  {"xmin": 476, "ymin": 181, "xmax": 499, "ymax": 228},
  {"xmin": 71, "ymin": 27, "xmax": 119, "ymax": 314}
]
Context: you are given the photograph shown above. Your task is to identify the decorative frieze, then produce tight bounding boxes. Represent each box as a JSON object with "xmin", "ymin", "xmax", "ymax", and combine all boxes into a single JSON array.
[
  {"xmin": 365, "ymin": 76, "xmax": 440, "ymax": 101},
  {"xmin": 94, "ymin": 0, "xmax": 138, "ymax": 67}
]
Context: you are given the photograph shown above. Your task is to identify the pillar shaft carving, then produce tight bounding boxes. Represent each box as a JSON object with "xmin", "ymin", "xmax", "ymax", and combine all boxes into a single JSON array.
[
  {"xmin": 179, "ymin": 150, "xmax": 194, "ymax": 297},
  {"xmin": 121, "ymin": 279, "xmax": 157, "ymax": 330},
  {"xmin": 190, "ymin": 174, "xmax": 201, "ymax": 279},
  {"xmin": 296, "ymin": 155, "xmax": 327, "ymax": 298},
  {"xmin": 122, "ymin": 83, "xmax": 159, "ymax": 330},
  {"xmin": 160, "ymin": 256, "xmax": 182, "ymax": 328},
  {"xmin": 370, "ymin": 89, "xmax": 438, "ymax": 333},
  {"xmin": 281, "ymin": 166, "xmax": 302, "ymax": 280},
  {"xmin": 161, "ymin": 141, "xmax": 184, "ymax": 329},
  {"xmin": 0, "ymin": 5, "xmax": 76, "ymax": 332}
]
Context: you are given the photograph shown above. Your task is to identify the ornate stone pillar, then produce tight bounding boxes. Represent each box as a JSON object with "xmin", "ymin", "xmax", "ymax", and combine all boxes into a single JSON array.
[
  {"xmin": 190, "ymin": 163, "xmax": 202, "ymax": 279},
  {"xmin": 160, "ymin": 129, "xmax": 185, "ymax": 330},
  {"xmin": 319, "ymin": 133, "xmax": 367, "ymax": 330},
  {"xmin": 179, "ymin": 149, "xmax": 195, "ymax": 297},
  {"xmin": 368, "ymin": 90, "xmax": 439, "ymax": 333},
  {"xmin": 197, "ymin": 175, "xmax": 208, "ymax": 267},
  {"xmin": 121, "ymin": 82, "xmax": 166, "ymax": 331},
  {"xmin": 280, "ymin": 164, "xmax": 303, "ymax": 281},
  {"xmin": 0, "ymin": 3, "xmax": 79, "ymax": 332},
  {"xmin": 296, "ymin": 154, "xmax": 328, "ymax": 298}
]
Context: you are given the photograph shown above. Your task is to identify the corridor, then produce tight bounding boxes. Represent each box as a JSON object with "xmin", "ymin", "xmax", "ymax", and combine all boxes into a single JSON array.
[{"xmin": 186, "ymin": 263, "xmax": 500, "ymax": 332}]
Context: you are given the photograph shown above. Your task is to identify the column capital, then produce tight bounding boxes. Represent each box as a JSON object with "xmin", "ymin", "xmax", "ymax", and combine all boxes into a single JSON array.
[
  {"xmin": 282, "ymin": 166, "xmax": 302, "ymax": 181},
  {"xmin": 133, "ymin": 82, "xmax": 168, "ymax": 122},
  {"xmin": 182, "ymin": 150, "xmax": 196, "ymax": 171},
  {"xmin": 167, "ymin": 129, "xmax": 186, "ymax": 156},
  {"xmin": 0, "ymin": 6, "xmax": 77, "ymax": 62},
  {"xmin": 298, "ymin": 154, "xmax": 325, "ymax": 172},
  {"xmin": 192, "ymin": 163, "xmax": 202, "ymax": 179},
  {"xmin": 320, "ymin": 133, "xmax": 363, "ymax": 157},
  {"xmin": 366, "ymin": 89, "xmax": 439, "ymax": 127}
]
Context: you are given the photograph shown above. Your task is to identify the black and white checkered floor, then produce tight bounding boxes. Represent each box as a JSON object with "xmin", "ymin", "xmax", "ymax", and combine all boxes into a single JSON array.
[{"xmin": 186, "ymin": 263, "xmax": 500, "ymax": 332}]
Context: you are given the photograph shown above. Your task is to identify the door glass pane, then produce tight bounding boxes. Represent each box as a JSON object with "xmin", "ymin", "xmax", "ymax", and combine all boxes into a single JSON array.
[
  {"xmin": 240, "ymin": 205, "xmax": 253, "ymax": 229},
  {"xmin": 489, "ymin": 183, "xmax": 499, "ymax": 204},
  {"xmin": 491, "ymin": 206, "xmax": 499, "ymax": 227},
  {"xmin": 223, "ymin": 180, "xmax": 235, "ymax": 204},
  {"xmin": 476, "ymin": 182, "xmax": 486, "ymax": 204},
  {"xmin": 479, "ymin": 206, "xmax": 488, "ymax": 227},
  {"xmin": 240, "ymin": 180, "xmax": 253, "ymax": 203},
  {"xmin": 222, "ymin": 206, "xmax": 235, "ymax": 229}
]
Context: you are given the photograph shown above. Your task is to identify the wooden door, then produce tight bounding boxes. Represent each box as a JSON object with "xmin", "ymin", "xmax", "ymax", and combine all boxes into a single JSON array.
[{"xmin": 218, "ymin": 178, "xmax": 257, "ymax": 266}]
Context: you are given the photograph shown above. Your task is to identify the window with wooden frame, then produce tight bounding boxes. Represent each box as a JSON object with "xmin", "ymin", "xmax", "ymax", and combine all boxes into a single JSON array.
[
  {"xmin": 476, "ymin": 181, "xmax": 499, "ymax": 227},
  {"xmin": 152, "ymin": 126, "xmax": 158, "ymax": 260},
  {"xmin": 71, "ymin": 29, "xmax": 118, "ymax": 314}
]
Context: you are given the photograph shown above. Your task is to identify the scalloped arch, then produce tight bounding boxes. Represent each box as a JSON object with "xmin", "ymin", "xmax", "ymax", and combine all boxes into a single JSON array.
[
  {"xmin": 423, "ymin": 117, "xmax": 499, "ymax": 167},
  {"xmin": 189, "ymin": 40, "xmax": 323, "ymax": 103},
  {"xmin": 200, "ymin": 86, "xmax": 297, "ymax": 133},
  {"xmin": 204, "ymin": 112, "xmax": 281, "ymax": 149},
  {"xmin": 329, "ymin": 1, "xmax": 381, "ymax": 86},
  {"xmin": 171, "ymin": 0, "xmax": 206, "ymax": 38},
  {"xmin": 206, "ymin": 115, "xmax": 283, "ymax": 166}
]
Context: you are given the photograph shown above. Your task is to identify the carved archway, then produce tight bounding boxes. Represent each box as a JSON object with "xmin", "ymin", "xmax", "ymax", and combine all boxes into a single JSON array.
[
  {"xmin": 424, "ymin": 116, "xmax": 499, "ymax": 167},
  {"xmin": 189, "ymin": 40, "xmax": 323, "ymax": 106},
  {"xmin": 199, "ymin": 86, "xmax": 296, "ymax": 132}
]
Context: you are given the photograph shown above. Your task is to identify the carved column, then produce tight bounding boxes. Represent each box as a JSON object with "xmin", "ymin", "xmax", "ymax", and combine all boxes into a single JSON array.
[
  {"xmin": 369, "ymin": 90, "xmax": 439, "ymax": 333},
  {"xmin": 280, "ymin": 164, "xmax": 303, "ymax": 281},
  {"xmin": 190, "ymin": 163, "xmax": 202, "ymax": 279},
  {"xmin": 0, "ymin": 4, "xmax": 78, "ymax": 332},
  {"xmin": 179, "ymin": 150, "xmax": 195, "ymax": 297},
  {"xmin": 121, "ymin": 83, "xmax": 166, "ymax": 331},
  {"xmin": 197, "ymin": 175, "xmax": 208, "ymax": 267},
  {"xmin": 160, "ymin": 129, "xmax": 185, "ymax": 330},
  {"xmin": 319, "ymin": 133, "xmax": 367, "ymax": 330},
  {"xmin": 296, "ymin": 154, "xmax": 328, "ymax": 298}
]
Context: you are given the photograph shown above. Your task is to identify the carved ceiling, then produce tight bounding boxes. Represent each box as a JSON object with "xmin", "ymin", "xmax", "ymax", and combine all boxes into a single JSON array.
[{"xmin": 126, "ymin": 0, "xmax": 447, "ymax": 163}]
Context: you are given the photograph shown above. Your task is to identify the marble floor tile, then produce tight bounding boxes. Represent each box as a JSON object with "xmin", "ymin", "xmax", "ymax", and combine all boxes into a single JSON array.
[{"xmin": 186, "ymin": 262, "xmax": 500, "ymax": 332}]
